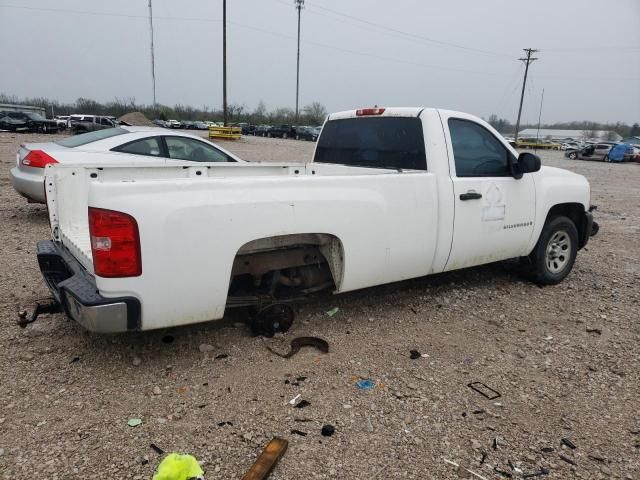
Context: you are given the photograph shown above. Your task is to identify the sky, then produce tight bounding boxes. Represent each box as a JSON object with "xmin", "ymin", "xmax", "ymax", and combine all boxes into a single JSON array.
[{"xmin": 1, "ymin": 0, "xmax": 639, "ymax": 124}]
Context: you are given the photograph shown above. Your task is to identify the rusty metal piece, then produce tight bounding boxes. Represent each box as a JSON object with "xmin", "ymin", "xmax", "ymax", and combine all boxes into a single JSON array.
[
  {"xmin": 267, "ymin": 336, "xmax": 329, "ymax": 358},
  {"xmin": 241, "ymin": 437, "xmax": 288, "ymax": 480}
]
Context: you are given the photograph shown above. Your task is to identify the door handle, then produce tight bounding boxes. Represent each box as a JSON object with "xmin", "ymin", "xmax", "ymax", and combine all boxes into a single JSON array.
[{"xmin": 460, "ymin": 191, "xmax": 482, "ymax": 201}]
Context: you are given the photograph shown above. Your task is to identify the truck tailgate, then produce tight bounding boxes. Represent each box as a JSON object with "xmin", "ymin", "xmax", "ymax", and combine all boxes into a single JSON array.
[{"xmin": 44, "ymin": 164, "xmax": 94, "ymax": 272}]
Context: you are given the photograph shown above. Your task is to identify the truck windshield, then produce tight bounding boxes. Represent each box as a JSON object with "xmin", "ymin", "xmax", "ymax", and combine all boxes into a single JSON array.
[
  {"xmin": 56, "ymin": 127, "xmax": 128, "ymax": 147},
  {"xmin": 314, "ymin": 117, "xmax": 426, "ymax": 170}
]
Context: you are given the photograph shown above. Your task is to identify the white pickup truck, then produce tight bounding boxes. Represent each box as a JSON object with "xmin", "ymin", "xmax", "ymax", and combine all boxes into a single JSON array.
[{"xmin": 34, "ymin": 107, "xmax": 596, "ymax": 333}]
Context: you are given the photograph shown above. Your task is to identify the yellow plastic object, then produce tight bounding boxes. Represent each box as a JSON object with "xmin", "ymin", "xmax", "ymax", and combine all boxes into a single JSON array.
[
  {"xmin": 209, "ymin": 126, "xmax": 242, "ymax": 140},
  {"xmin": 153, "ymin": 453, "xmax": 204, "ymax": 480}
]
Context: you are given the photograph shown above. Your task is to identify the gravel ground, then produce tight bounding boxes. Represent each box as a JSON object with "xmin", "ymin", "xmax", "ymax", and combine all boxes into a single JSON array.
[{"xmin": 0, "ymin": 131, "xmax": 638, "ymax": 479}]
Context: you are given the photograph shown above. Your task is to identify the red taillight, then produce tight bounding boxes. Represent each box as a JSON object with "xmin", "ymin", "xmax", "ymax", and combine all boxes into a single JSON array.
[
  {"xmin": 356, "ymin": 107, "xmax": 386, "ymax": 116},
  {"xmin": 22, "ymin": 150, "xmax": 58, "ymax": 168},
  {"xmin": 88, "ymin": 207, "xmax": 142, "ymax": 278}
]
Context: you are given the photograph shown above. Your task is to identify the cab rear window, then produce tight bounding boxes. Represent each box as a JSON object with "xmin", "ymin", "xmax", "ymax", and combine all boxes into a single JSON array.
[
  {"xmin": 56, "ymin": 127, "xmax": 127, "ymax": 147},
  {"xmin": 314, "ymin": 117, "xmax": 426, "ymax": 170}
]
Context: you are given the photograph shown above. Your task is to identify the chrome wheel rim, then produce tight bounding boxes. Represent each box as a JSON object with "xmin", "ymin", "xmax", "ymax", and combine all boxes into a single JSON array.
[{"xmin": 546, "ymin": 230, "xmax": 571, "ymax": 274}]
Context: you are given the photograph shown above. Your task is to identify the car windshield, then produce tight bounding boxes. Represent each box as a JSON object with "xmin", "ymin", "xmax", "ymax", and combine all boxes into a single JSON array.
[
  {"xmin": 26, "ymin": 113, "xmax": 46, "ymax": 121},
  {"xmin": 56, "ymin": 127, "xmax": 128, "ymax": 147}
]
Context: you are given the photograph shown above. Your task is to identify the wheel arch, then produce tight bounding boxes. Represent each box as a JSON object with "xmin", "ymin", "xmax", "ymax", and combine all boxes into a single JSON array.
[
  {"xmin": 544, "ymin": 202, "xmax": 590, "ymax": 249},
  {"xmin": 231, "ymin": 233, "xmax": 345, "ymax": 290}
]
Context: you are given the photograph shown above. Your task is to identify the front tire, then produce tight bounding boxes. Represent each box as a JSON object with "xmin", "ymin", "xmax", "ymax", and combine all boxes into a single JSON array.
[
  {"xmin": 526, "ymin": 216, "xmax": 578, "ymax": 285},
  {"xmin": 283, "ymin": 132, "xmax": 288, "ymax": 139},
  {"xmin": 568, "ymin": 152, "xmax": 577, "ymax": 159}
]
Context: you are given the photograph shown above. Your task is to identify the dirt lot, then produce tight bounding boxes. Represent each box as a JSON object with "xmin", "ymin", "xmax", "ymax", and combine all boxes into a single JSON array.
[{"xmin": 0, "ymin": 131, "xmax": 638, "ymax": 479}]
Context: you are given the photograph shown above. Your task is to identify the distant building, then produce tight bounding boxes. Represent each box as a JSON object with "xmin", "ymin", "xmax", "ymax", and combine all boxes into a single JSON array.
[
  {"xmin": 0, "ymin": 103, "xmax": 46, "ymax": 117},
  {"xmin": 517, "ymin": 128, "xmax": 622, "ymax": 142},
  {"xmin": 621, "ymin": 136, "xmax": 640, "ymax": 145}
]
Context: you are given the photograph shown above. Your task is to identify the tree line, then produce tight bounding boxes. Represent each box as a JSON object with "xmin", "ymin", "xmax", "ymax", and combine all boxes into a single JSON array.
[
  {"xmin": 486, "ymin": 114, "xmax": 640, "ymax": 139},
  {"xmin": 2, "ymin": 94, "xmax": 637, "ymax": 136},
  {"xmin": 0, "ymin": 94, "xmax": 329, "ymax": 126}
]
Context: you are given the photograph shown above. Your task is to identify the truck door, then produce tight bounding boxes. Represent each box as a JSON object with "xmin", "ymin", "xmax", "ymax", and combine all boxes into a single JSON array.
[{"xmin": 443, "ymin": 116, "xmax": 536, "ymax": 271}]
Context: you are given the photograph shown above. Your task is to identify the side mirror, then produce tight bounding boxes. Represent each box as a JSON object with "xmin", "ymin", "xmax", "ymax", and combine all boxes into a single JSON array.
[{"xmin": 517, "ymin": 152, "xmax": 541, "ymax": 175}]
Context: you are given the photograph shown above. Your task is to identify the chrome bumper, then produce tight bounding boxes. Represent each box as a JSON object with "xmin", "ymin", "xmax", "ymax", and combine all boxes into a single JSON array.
[{"xmin": 37, "ymin": 240, "xmax": 141, "ymax": 333}]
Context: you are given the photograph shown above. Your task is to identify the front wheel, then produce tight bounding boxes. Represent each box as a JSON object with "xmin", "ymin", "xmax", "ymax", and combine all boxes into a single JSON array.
[
  {"xmin": 525, "ymin": 216, "xmax": 578, "ymax": 285},
  {"xmin": 283, "ymin": 132, "xmax": 288, "ymax": 139},
  {"xmin": 568, "ymin": 152, "xmax": 577, "ymax": 159}
]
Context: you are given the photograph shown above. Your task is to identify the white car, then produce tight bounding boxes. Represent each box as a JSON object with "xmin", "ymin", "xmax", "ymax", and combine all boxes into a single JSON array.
[
  {"xmin": 36, "ymin": 107, "xmax": 597, "ymax": 334},
  {"xmin": 53, "ymin": 116, "xmax": 69, "ymax": 130},
  {"xmin": 9, "ymin": 126, "xmax": 243, "ymax": 203}
]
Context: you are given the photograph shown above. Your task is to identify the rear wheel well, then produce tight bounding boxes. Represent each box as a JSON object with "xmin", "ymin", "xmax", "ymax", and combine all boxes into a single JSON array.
[
  {"xmin": 229, "ymin": 234, "xmax": 344, "ymax": 297},
  {"xmin": 545, "ymin": 203, "xmax": 588, "ymax": 249}
]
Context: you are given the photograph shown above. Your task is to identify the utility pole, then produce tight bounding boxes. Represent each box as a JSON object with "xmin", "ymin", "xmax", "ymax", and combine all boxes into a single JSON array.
[
  {"xmin": 294, "ymin": 0, "xmax": 304, "ymax": 123},
  {"xmin": 148, "ymin": 0, "xmax": 157, "ymax": 112},
  {"xmin": 222, "ymin": 0, "xmax": 228, "ymax": 126},
  {"xmin": 514, "ymin": 48, "xmax": 538, "ymax": 143},
  {"xmin": 535, "ymin": 88, "xmax": 545, "ymax": 147}
]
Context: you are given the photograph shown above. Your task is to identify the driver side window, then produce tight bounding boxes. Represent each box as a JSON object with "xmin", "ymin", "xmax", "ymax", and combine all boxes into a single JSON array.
[{"xmin": 448, "ymin": 119, "xmax": 510, "ymax": 177}]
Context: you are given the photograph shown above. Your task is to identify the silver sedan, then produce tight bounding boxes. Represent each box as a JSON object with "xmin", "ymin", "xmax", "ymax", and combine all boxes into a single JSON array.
[{"xmin": 10, "ymin": 126, "xmax": 244, "ymax": 203}]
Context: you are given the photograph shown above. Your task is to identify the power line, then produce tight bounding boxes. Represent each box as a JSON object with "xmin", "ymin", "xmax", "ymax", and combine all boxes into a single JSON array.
[
  {"xmin": 304, "ymin": 3, "xmax": 513, "ymax": 59},
  {"xmin": 267, "ymin": 0, "xmax": 511, "ymax": 59},
  {"xmin": 0, "ymin": 4, "xmax": 221, "ymax": 23},
  {"xmin": 514, "ymin": 48, "xmax": 538, "ymax": 143},
  {"xmin": 228, "ymin": 20, "xmax": 512, "ymax": 78}
]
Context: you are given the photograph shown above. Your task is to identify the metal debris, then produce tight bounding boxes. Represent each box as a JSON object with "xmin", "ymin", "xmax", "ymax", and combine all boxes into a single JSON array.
[
  {"xmin": 443, "ymin": 459, "xmax": 489, "ymax": 480},
  {"xmin": 150, "ymin": 443, "xmax": 165, "ymax": 455},
  {"xmin": 267, "ymin": 336, "xmax": 329, "ymax": 359},
  {"xmin": 468, "ymin": 382, "xmax": 501, "ymax": 400}
]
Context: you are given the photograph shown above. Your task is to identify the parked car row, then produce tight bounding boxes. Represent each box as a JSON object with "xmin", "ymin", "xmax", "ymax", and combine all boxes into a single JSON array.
[
  {"xmin": 0, "ymin": 111, "xmax": 59, "ymax": 133},
  {"xmin": 564, "ymin": 142, "xmax": 639, "ymax": 162},
  {"xmin": 153, "ymin": 119, "xmax": 213, "ymax": 130},
  {"xmin": 252, "ymin": 124, "xmax": 322, "ymax": 141},
  {"xmin": 150, "ymin": 120, "xmax": 323, "ymax": 141}
]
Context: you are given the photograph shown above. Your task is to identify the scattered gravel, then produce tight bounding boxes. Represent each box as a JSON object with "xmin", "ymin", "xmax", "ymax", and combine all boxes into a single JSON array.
[{"xmin": 1, "ymin": 131, "xmax": 639, "ymax": 478}]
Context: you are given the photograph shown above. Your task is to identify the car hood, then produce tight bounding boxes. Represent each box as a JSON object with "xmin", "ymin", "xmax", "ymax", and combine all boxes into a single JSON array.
[{"xmin": 539, "ymin": 166, "xmax": 589, "ymax": 192}]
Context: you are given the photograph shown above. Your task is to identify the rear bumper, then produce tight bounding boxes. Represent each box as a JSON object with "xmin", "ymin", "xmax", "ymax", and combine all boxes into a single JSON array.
[
  {"xmin": 37, "ymin": 240, "xmax": 141, "ymax": 333},
  {"xmin": 10, "ymin": 166, "xmax": 45, "ymax": 203}
]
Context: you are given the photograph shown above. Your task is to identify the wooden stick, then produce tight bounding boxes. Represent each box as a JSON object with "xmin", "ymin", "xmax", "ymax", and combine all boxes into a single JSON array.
[{"xmin": 241, "ymin": 437, "xmax": 289, "ymax": 480}]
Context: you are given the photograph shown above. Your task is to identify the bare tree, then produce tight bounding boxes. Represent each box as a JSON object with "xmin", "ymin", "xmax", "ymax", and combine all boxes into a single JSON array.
[{"xmin": 302, "ymin": 102, "xmax": 327, "ymax": 125}]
